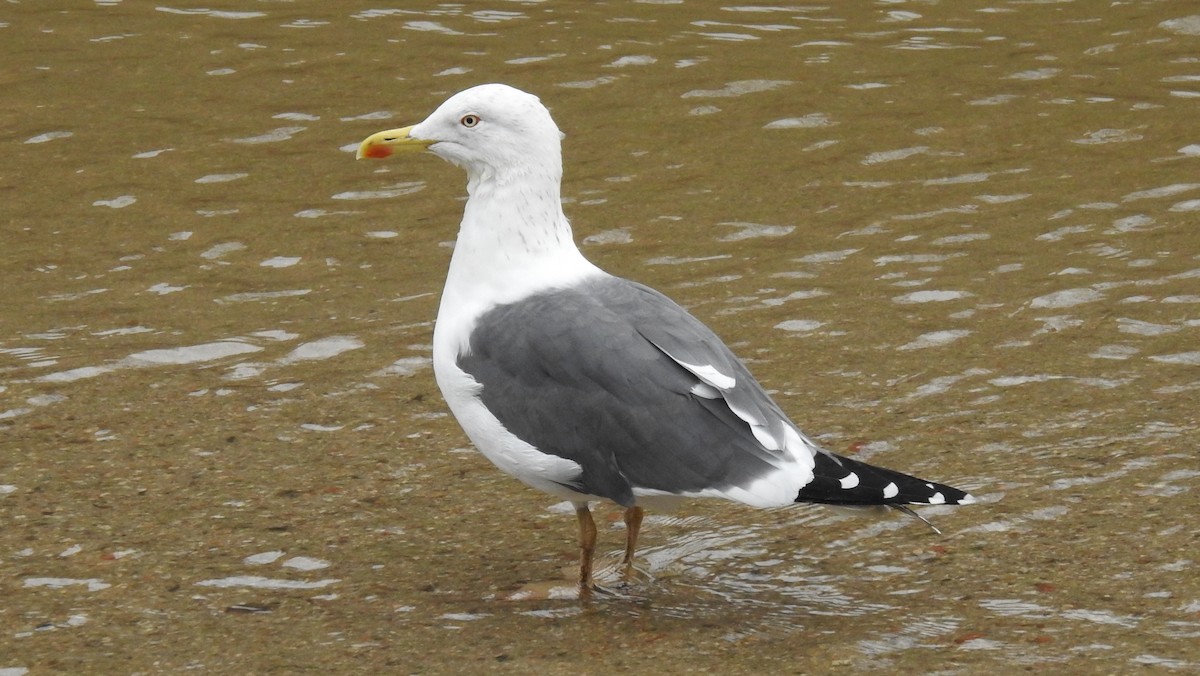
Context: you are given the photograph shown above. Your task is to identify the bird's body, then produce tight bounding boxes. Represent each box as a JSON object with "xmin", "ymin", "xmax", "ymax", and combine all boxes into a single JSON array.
[{"xmin": 358, "ymin": 84, "xmax": 974, "ymax": 596}]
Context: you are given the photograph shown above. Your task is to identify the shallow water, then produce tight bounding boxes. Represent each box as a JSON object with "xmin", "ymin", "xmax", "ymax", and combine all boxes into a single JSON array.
[{"xmin": 2, "ymin": 1, "xmax": 1199, "ymax": 673}]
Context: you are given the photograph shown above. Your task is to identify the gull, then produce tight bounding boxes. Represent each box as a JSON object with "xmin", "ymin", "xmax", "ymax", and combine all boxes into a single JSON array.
[{"xmin": 357, "ymin": 84, "xmax": 974, "ymax": 597}]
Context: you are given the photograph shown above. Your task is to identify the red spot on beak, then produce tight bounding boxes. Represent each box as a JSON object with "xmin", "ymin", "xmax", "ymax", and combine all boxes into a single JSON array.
[{"xmin": 361, "ymin": 143, "xmax": 394, "ymax": 159}]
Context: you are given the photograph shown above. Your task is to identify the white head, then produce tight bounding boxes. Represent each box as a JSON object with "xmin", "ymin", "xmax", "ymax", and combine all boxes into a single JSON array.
[
  {"xmin": 358, "ymin": 84, "xmax": 564, "ymax": 187},
  {"xmin": 356, "ymin": 84, "xmax": 603, "ymax": 329}
]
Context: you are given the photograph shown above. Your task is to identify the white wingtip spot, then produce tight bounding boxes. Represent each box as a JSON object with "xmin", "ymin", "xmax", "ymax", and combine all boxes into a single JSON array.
[
  {"xmin": 839, "ymin": 472, "xmax": 860, "ymax": 489},
  {"xmin": 882, "ymin": 482, "xmax": 899, "ymax": 499},
  {"xmin": 958, "ymin": 493, "xmax": 977, "ymax": 505},
  {"xmin": 928, "ymin": 491, "xmax": 946, "ymax": 505}
]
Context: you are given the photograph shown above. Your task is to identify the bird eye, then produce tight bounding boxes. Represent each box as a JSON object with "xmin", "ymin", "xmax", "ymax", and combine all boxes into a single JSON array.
[{"xmin": 460, "ymin": 114, "xmax": 480, "ymax": 128}]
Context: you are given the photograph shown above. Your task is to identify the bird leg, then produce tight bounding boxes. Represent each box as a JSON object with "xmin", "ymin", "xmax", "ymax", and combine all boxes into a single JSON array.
[
  {"xmin": 573, "ymin": 502, "xmax": 597, "ymax": 597},
  {"xmin": 621, "ymin": 505, "xmax": 644, "ymax": 580}
]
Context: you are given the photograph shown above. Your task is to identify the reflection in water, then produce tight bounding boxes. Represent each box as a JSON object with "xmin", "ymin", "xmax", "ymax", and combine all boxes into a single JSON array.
[{"xmin": 2, "ymin": 0, "xmax": 1199, "ymax": 672}]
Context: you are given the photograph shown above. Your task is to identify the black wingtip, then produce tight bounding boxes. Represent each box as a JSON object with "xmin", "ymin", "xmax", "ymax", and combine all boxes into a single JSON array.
[{"xmin": 795, "ymin": 451, "xmax": 974, "ymax": 507}]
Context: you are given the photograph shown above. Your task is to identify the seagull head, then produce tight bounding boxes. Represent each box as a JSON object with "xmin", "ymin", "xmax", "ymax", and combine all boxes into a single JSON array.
[{"xmin": 357, "ymin": 83, "xmax": 564, "ymax": 185}]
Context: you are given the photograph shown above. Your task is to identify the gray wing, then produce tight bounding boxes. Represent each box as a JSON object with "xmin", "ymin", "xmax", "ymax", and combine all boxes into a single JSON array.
[{"xmin": 457, "ymin": 276, "xmax": 810, "ymax": 506}]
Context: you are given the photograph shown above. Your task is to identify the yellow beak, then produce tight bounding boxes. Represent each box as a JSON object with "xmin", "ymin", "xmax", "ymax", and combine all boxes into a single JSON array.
[{"xmin": 356, "ymin": 125, "xmax": 434, "ymax": 160}]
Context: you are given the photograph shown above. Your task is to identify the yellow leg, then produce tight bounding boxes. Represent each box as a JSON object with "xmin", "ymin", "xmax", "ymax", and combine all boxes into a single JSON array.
[
  {"xmin": 574, "ymin": 502, "xmax": 597, "ymax": 596},
  {"xmin": 622, "ymin": 505, "xmax": 644, "ymax": 580}
]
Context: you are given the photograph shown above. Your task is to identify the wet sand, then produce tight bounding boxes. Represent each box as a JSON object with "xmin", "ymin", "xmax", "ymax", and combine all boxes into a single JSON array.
[{"xmin": 3, "ymin": 2, "xmax": 1199, "ymax": 673}]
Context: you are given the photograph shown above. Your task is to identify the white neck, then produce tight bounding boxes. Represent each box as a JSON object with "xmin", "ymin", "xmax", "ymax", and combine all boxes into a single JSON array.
[
  {"xmin": 433, "ymin": 170, "xmax": 604, "ymax": 357},
  {"xmin": 459, "ymin": 170, "xmax": 573, "ymax": 264}
]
